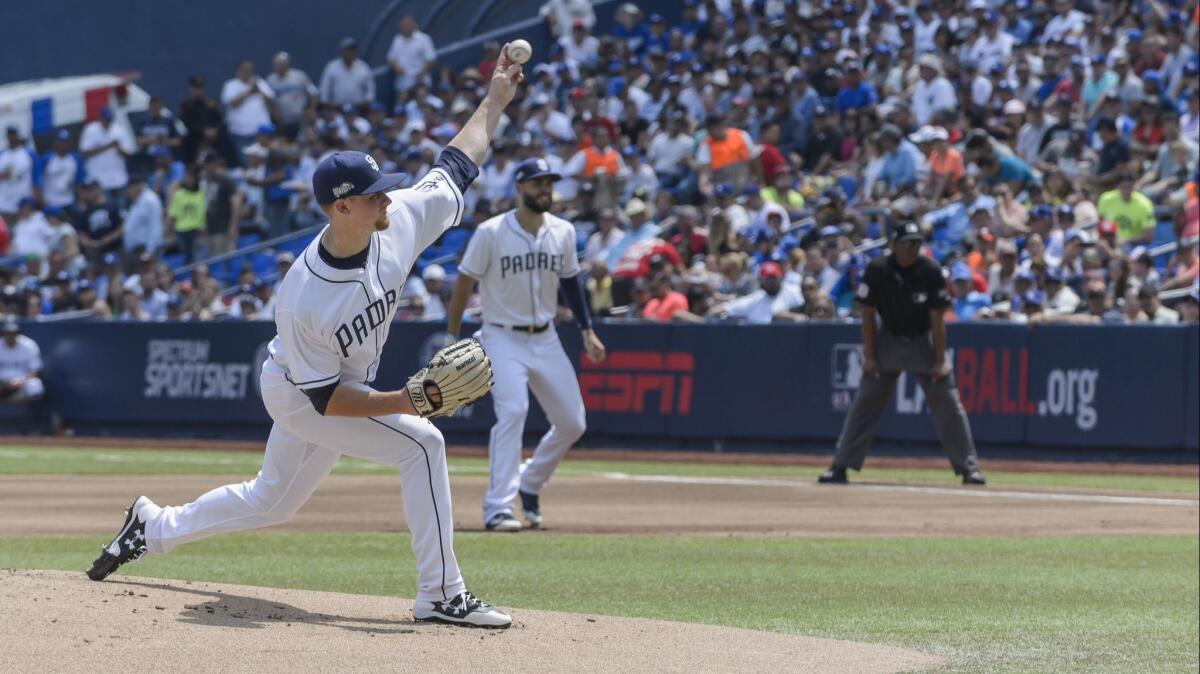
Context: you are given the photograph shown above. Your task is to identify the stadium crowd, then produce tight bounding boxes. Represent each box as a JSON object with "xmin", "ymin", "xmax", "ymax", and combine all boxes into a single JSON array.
[{"xmin": 0, "ymin": 0, "xmax": 1197, "ymax": 326}]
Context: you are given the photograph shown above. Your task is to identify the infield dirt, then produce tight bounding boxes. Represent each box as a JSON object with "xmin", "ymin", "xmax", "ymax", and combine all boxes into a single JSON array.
[
  {"xmin": 1, "ymin": 473, "xmax": 1195, "ymax": 537},
  {"xmin": 1, "ymin": 569, "xmax": 944, "ymax": 673}
]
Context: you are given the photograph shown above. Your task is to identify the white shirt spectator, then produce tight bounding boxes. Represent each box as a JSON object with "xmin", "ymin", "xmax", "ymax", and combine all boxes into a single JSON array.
[
  {"xmin": 123, "ymin": 187, "xmax": 164, "ymax": 254},
  {"xmin": 912, "ymin": 76, "xmax": 957, "ymax": 126},
  {"xmin": 0, "ymin": 332, "xmax": 44, "ymax": 401},
  {"xmin": 139, "ymin": 287, "xmax": 170, "ymax": 321},
  {"xmin": 0, "ymin": 145, "xmax": 34, "ymax": 213},
  {"xmin": 10, "ymin": 210, "xmax": 55, "ymax": 258},
  {"xmin": 80, "ymin": 121, "xmax": 135, "ymax": 190},
  {"xmin": 966, "ymin": 32, "xmax": 1015, "ymax": 73},
  {"xmin": 1046, "ymin": 286, "xmax": 1081, "ymax": 314},
  {"xmin": 913, "ymin": 16, "xmax": 942, "ymax": 53},
  {"xmin": 1016, "ymin": 116, "xmax": 1057, "ymax": 165},
  {"xmin": 319, "ymin": 58, "xmax": 376, "ymax": 106},
  {"xmin": 221, "ymin": 78, "xmax": 275, "ymax": 137},
  {"xmin": 38, "ymin": 152, "xmax": 82, "ymax": 208},
  {"xmin": 623, "ymin": 161, "xmax": 658, "ymax": 201},
  {"xmin": 541, "ymin": 0, "xmax": 596, "ymax": 37},
  {"xmin": 480, "ymin": 160, "xmax": 517, "ymax": 203},
  {"xmin": 1040, "ymin": 10, "xmax": 1088, "ymax": 44},
  {"xmin": 647, "ymin": 131, "xmax": 695, "ymax": 175},
  {"xmin": 970, "ymin": 74, "xmax": 994, "ymax": 108},
  {"xmin": 721, "ymin": 286, "xmax": 804, "ymax": 324},
  {"xmin": 583, "ymin": 227, "xmax": 626, "ymax": 267},
  {"xmin": 387, "ymin": 30, "xmax": 437, "ymax": 91},
  {"xmin": 558, "ymin": 34, "xmax": 600, "ymax": 65},
  {"xmin": 1149, "ymin": 305, "xmax": 1180, "ymax": 325},
  {"xmin": 525, "ymin": 109, "xmax": 574, "ymax": 144}
]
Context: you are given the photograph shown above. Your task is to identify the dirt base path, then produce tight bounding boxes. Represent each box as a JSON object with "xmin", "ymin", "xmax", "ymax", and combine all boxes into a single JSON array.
[
  {"xmin": 2, "ymin": 474, "xmax": 1195, "ymax": 538},
  {"xmin": 0, "ymin": 570, "xmax": 942, "ymax": 674}
]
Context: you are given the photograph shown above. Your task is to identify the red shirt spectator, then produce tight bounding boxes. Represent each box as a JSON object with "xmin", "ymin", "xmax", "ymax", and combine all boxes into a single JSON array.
[
  {"xmin": 613, "ymin": 238, "xmax": 684, "ymax": 279},
  {"xmin": 0, "ymin": 215, "xmax": 9, "ymax": 255}
]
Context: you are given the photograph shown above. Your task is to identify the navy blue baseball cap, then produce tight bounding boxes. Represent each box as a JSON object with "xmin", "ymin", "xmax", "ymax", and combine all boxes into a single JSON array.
[
  {"xmin": 312, "ymin": 151, "xmax": 406, "ymax": 205},
  {"xmin": 513, "ymin": 158, "xmax": 561, "ymax": 183}
]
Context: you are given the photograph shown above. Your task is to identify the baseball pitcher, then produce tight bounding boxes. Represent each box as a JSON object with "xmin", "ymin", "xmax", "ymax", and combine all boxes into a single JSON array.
[{"xmin": 86, "ymin": 45, "xmax": 528, "ymax": 629}]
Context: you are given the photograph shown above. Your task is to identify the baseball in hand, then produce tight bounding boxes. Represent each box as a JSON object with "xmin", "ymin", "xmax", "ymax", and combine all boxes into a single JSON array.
[{"xmin": 508, "ymin": 39, "xmax": 532, "ymax": 64}]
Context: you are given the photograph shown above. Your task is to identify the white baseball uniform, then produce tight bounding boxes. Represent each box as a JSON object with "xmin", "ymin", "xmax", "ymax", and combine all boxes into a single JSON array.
[
  {"xmin": 140, "ymin": 163, "xmax": 472, "ymax": 604},
  {"xmin": 458, "ymin": 211, "xmax": 587, "ymax": 523},
  {"xmin": 0, "ymin": 334, "xmax": 45, "ymax": 400}
]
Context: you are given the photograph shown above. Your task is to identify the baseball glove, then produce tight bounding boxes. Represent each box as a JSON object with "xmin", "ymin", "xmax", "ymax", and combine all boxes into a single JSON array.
[{"xmin": 406, "ymin": 338, "xmax": 493, "ymax": 418}]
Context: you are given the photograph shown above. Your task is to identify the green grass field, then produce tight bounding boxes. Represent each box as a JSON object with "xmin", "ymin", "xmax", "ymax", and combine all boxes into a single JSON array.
[{"xmin": 2, "ymin": 445, "xmax": 1197, "ymax": 674}]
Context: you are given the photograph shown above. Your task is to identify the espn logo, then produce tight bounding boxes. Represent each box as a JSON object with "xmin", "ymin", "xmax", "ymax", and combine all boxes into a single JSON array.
[{"xmin": 579, "ymin": 351, "xmax": 694, "ymax": 414}]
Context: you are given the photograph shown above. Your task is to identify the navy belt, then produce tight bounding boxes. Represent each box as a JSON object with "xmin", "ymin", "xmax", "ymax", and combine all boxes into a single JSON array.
[{"xmin": 491, "ymin": 322, "xmax": 550, "ymax": 334}]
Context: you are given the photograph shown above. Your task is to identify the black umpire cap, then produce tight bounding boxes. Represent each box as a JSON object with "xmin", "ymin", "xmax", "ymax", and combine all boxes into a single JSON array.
[
  {"xmin": 893, "ymin": 222, "xmax": 923, "ymax": 242},
  {"xmin": 513, "ymin": 158, "xmax": 562, "ymax": 183},
  {"xmin": 312, "ymin": 151, "xmax": 406, "ymax": 205}
]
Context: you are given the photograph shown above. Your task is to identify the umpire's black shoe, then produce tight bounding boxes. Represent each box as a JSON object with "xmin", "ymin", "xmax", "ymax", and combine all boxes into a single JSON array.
[
  {"xmin": 87, "ymin": 496, "xmax": 155, "ymax": 581},
  {"xmin": 817, "ymin": 466, "xmax": 848, "ymax": 484},
  {"xmin": 962, "ymin": 470, "xmax": 987, "ymax": 485}
]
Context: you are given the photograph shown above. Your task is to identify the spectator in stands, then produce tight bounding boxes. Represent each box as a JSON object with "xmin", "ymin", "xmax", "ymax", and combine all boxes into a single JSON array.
[
  {"xmin": 10, "ymin": 199, "xmax": 54, "ymax": 259},
  {"xmin": 559, "ymin": 19, "xmax": 600, "ymax": 66},
  {"xmin": 131, "ymin": 97, "xmax": 182, "ymax": 176},
  {"xmin": 35, "ymin": 130, "xmax": 83, "ymax": 210},
  {"xmin": 167, "ymin": 165, "xmax": 205, "ymax": 265},
  {"xmin": 387, "ymin": 15, "xmax": 437, "ymax": 94},
  {"xmin": 0, "ymin": 127, "xmax": 35, "ymax": 222},
  {"xmin": 950, "ymin": 262, "xmax": 991, "ymax": 321},
  {"xmin": 178, "ymin": 75, "xmax": 230, "ymax": 166},
  {"xmin": 565, "ymin": 125, "xmax": 625, "ymax": 210},
  {"xmin": 1097, "ymin": 175, "xmax": 1156, "ymax": 246},
  {"xmin": 266, "ymin": 52, "xmax": 317, "ymax": 140},
  {"xmin": 74, "ymin": 181, "xmax": 123, "ymax": 263},
  {"xmin": 1177, "ymin": 288, "xmax": 1200, "ymax": 322},
  {"xmin": 697, "ymin": 113, "xmax": 760, "ymax": 194},
  {"xmin": 80, "ymin": 108, "xmax": 136, "ymax": 206},
  {"xmin": 1093, "ymin": 117, "xmax": 1133, "ymax": 190},
  {"xmin": 419, "ymin": 265, "xmax": 447, "ymax": 321},
  {"xmin": 583, "ymin": 206, "xmax": 625, "ymax": 270},
  {"xmin": 541, "ymin": 0, "xmax": 594, "ymax": 38},
  {"xmin": 0, "ymin": 319, "xmax": 44, "ymax": 403},
  {"xmin": 1138, "ymin": 284, "xmax": 1180, "ymax": 325},
  {"xmin": 319, "ymin": 38, "xmax": 375, "ymax": 108},
  {"xmin": 640, "ymin": 274, "xmax": 688, "ymax": 322},
  {"xmin": 122, "ymin": 178, "xmax": 163, "ymax": 259},
  {"xmin": 708, "ymin": 261, "xmax": 804, "ymax": 324},
  {"xmin": 913, "ymin": 54, "xmax": 956, "ymax": 126},
  {"xmin": 200, "ymin": 153, "xmax": 243, "ymax": 257}
]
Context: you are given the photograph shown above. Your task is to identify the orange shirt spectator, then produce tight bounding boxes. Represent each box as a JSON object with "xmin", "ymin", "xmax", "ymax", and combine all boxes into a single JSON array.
[{"xmin": 642, "ymin": 277, "xmax": 689, "ymax": 321}]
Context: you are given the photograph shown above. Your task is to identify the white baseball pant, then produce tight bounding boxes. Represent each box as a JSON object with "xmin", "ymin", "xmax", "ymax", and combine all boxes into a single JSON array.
[
  {"xmin": 478, "ymin": 324, "xmax": 586, "ymax": 523},
  {"xmin": 141, "ymin": 360, "xmax": 466, "ymax": 603}
]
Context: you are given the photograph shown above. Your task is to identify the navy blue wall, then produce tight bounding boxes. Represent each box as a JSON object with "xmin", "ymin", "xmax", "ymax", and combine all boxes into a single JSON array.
[
  {"xmin": 0, "ymin": 1, "xmax": 392, "ymax": 105},
  {"xmin": 19, "ymin": 320, "xmax": 1200, "ymax": 452}
]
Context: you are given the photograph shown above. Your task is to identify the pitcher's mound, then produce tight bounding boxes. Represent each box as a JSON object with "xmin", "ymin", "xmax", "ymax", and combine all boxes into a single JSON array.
[{"xmin": 1, "ymin": 569, "xmax": 941, "ymax": 673}]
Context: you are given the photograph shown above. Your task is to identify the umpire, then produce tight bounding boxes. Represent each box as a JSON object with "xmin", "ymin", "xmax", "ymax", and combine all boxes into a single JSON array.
[{"xmin": 818, "ymin": 222, "xmax": 986, "ymax": 485}]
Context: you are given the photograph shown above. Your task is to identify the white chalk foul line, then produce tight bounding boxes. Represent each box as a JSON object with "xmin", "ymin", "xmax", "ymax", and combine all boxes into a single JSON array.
[{"xmin": 597, "ymin": 472, "xmax": 1200, "ymax": 508}]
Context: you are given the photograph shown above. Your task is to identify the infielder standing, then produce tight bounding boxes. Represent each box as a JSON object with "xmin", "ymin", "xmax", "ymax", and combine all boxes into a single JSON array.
[
  {"xmin": 446, "ymin": 159, "xmax": 606, "ymax": 532},
  {"xmin": 819, "ymin": 222, "xmax": 986, "ymax": 486},
  {"xmin": 87, "ymin": 46, "xmax": 528, "ymax": 628}
]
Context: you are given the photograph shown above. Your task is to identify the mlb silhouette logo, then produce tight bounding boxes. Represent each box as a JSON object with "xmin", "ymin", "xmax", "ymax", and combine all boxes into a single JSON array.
[{"xmin": 831, "ymin": 343, "xmax": 864, "ymax": 391}]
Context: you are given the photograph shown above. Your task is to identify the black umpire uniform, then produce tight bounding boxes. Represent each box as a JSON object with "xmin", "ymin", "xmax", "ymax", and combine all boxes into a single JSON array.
[{"xmin": 819, "ymin": 223, "xmax": 985, "ymax": 485}]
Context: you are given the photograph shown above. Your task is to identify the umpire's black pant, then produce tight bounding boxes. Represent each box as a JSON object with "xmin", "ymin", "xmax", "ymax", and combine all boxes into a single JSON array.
[{"xmin": 832, "ymin": 330, "xmax": 980, "ymax": 475}]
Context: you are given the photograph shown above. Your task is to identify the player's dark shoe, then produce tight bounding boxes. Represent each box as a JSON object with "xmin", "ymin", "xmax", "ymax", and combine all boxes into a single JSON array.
[
  {"xmin": 519, "ymin": 490, "xmax": 542, "ymax": 529},
  {"xmin": 413, "ymin": 591, "xmax": 512, "ymax": 628},
  {"xmin": 962, "ymin": 470, "xmax": 987, "ymax": 485},
  {"xmin": 87, "ymin": 496, "xmax": 155, "ymax": 581},
  {"xmin": 817, "ymin": 466, "xmax": 848, "ymax": 484},
  {"xmin": 485, "ymin": 513, "xmax": 522, "ymax": 532}
]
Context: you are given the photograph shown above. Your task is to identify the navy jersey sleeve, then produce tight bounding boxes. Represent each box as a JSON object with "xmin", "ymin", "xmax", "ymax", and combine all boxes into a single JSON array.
[{"xmin": 433, "ymin": 146, "xmax": 480, "ymax": 194}]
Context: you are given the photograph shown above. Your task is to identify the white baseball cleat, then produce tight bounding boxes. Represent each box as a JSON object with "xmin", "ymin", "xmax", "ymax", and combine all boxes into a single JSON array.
[
  {"xmin": 484, "ymin": 513, "xmax": 523, "ymax": 532},
  {"xmin": 413, "ymin": 591, "xmax": 512, "ymax": 628},
  {"xmin": 519, "ymin": 490, "xmax": 542, "ymax": 529}
]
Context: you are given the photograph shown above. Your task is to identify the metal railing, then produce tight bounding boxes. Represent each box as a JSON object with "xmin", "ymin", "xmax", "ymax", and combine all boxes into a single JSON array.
[{"xmin": 173, "ymin": 224, "xmax": 323, "ymax": 279}]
